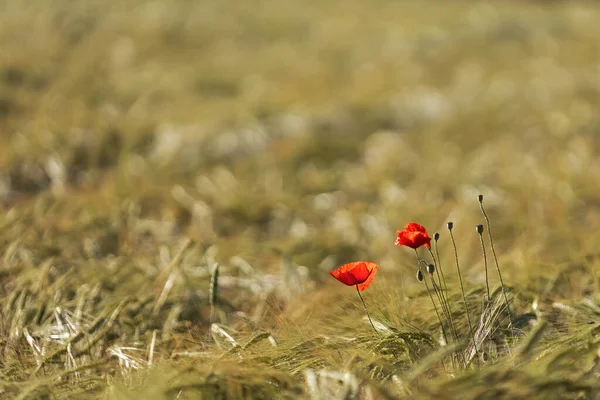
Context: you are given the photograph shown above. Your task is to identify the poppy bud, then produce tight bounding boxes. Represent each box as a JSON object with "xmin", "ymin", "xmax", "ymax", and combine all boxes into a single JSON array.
[
  {"xmin": 476, "ymin": 224, "xmax": 484, "ymax": 234},
  {"xmin": 447, "ymin": 222, "xmax": 454, "ymax": 231},
  {"xmin": 416, "ymin": 269, "xmax": 424, "ymax": 282},
  {"xmin": 478, "ymin": 194, "xmax": 484, "ymax": 203},
  {"xmin": 434, "ymin": 232, "xmax": 440, "ymax": 241},
  {"xmin": 426, "ymin": 264, "xmax": 435, "ymax": 274}
]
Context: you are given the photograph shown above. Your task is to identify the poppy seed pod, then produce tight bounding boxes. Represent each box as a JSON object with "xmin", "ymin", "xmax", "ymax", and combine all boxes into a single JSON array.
[
  {"xmin": 476, "ymin": 224, "xmax": 484, "ymax": 234},
  {"xmin": 426, "ymin": 264, "xmax": 435, "ymax": 274},
  {"xmin": 434, "ymin": 232, "xmax": 440, "ymax": 241},
  {"xmin": 447, "ymin": 222, "xmax": 454, "ymax": 231},
  {"xmin": 478, "ymin": 194, "xmax": 484, "ymax": 202},
  {"xmin": 416, "ymin": 269, "xmax": 424, "ymax": 282}
]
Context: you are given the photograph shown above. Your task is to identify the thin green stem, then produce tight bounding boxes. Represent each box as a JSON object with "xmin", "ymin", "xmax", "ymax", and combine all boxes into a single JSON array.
[
  {"xmin": 420, "ymin": 259, "xmax": 454, "ymax": 338},
  {"xmin": 424, "ymin": 275, "xmax": 449, "ymax": 345},
  {"xmin": 479, "ymin": 198, "xmax": 514, "ymax": 331},
  {"xmin": 418, "ymin": 259, "xmax": 452, "ymax": 330},
  {"xmin": 477, "ymin": 228, "xmax": 490, "ymax": 299},
  {"xmin": 448, "ymin": 228, "xmax": 475, "ymax": 340},
  {"xmin": 356, "ymin": 284, "xmax": 400, "ymax": 361},
  {"xmin": 415, "ymin": 249, "xmax": 449, "ymax": 346},
  {"xmin": 431, "ymin": 245, "xmax": 448, "ymax": 293},
  {"xmin": 430, "ymin": 275, "xmax": 466, "ymax": 366},
  {"xmin": 428, "ymin": 246, "xmax": 455, "ymax": 339},
  {"xmin": 356, "ymin": 285, "xmax": 379, "ymax": 336},
  {"xmin": 430, "ymin": 274, "xmax": 458, "ymax": 342}
]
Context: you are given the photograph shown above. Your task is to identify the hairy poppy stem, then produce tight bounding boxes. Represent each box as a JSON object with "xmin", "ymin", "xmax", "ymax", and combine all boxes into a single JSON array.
[
  {"xmin": 425, "ymin": 264, "xmax": 462, "ymax": 368},
  {"xmin": 355, "ymin": 285, "xmax": 379, "ymax": 336},
  {"xmin": 430, "ymin": 273, "xmax": 459, "ymax": 342},
  {"xmin": 414, "ymin": 250, "xmax": 449, "ymax": 347},
  {"xmin": 424, "ymin": 276, "xmax": 450, "ymax": 347},
  {"xmin": 428, "ymin": 245, "xmax": 455, "ymax": 340},
  {"xmin": 423, "ymin": 261, "xmax": 454, "ymax": 339},
  {"xmin": 430, "ymin": 240, "xmax": 448, "ymax": 293},
  {"xmin": 478, "ymin": 195, "xmax": 514, "ymax": 333},
  {"xmin": 448, "ymin": 224, "xmax": 476, "ymax": 352},
  {"xmin": 476, "ymin": 225, "xmax": 491, "ymax": 299}
]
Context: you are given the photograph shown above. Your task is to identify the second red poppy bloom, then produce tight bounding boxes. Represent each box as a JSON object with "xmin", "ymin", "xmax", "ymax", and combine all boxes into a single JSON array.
[
  {"xmin": 395, "ymin": 222, "xmax": 432, "ymax": 249},
  {"xmin": 330, "ymin": 261, "xmax": 378, "ymax": 291}
]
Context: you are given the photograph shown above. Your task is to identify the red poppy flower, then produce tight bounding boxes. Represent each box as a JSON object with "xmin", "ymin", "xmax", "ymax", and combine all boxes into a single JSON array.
[
  {"xmin": 330, "ymin": 261, "xmax": 378, "ymax": 291},
  {"xmin": 395, "ymin": 222, "xmax": 432, "ymax": 249}
]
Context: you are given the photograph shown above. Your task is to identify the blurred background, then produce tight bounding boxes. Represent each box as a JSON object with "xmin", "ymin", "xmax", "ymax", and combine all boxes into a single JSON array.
[{"xmin": 1, "ymin": 0, "xmax": 600, "ymax": 395}]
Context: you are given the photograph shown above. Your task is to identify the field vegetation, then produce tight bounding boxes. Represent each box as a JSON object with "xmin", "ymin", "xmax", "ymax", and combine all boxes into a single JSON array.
[{"xmin": 2, "ymin": 1, "xmax": 600, "ymax": 399}]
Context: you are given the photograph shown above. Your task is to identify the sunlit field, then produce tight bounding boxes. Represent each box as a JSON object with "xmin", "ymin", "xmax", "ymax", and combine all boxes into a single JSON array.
[{"xmin": 2, "ymin": 1, "xmax": 600, "ymax": 398}]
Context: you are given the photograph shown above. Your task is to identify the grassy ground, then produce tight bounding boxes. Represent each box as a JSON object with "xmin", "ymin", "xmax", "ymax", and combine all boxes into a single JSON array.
[{"xmin": 2, "ymin": 0, "xmax": 600, "ymax": 398}]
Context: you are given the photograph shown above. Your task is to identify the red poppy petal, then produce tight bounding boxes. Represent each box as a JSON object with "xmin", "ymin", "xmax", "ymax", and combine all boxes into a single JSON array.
[
  {"xmin": 349, "ymin": 262, "xmax": 371, "ymax": 283},
  {"xmin": 334, "ymin": 261, "xmax": 363, "ymax": 276},
  {"xmin": 330, "ymin": 268, "xmax": 357, "ymax": 286},
  {"xmin": 413, "ymin": 231, "xmax": 431, "ymax": 248},
  {"xmin": 396, "ymin": 231, "xmax": 417, "ymax": 249},
  {"xmin": 331, "ymin": 261, "xmax": 362, "ymax": 286},
  {"xmin": 404, "ymin": 222, "xmax": 427, "ymax": 233},
  {"xmin": 356, "ymin": 262, "xmax": 378, "ymax": 291},
  {"xmin": 396, "ymin": 223, "xmax": 431, "ymax": 249},
  {"xmin": 330, "ymin": 261, "xmax": 378, "ymax": 291}
]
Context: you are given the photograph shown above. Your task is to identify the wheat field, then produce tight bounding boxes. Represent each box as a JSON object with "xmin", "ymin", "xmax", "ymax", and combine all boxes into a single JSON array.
[{"xmin": 1, "ymin": 1, "xmax": 600, "ymax": 399}]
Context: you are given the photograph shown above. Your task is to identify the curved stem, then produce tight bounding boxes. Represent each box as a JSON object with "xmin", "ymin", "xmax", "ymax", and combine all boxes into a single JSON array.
[
  {"xmin": 449, "ymin": 229, "xmax": 475, "ymax": 338},
  {"xmin": 356, "ymin": 285, "xmax": 379, "ymax": 336},
  {"xmin": 479, "ymin": 200, "xmax": 514, "ymax": 332},
  {"xmin": 414, "ymin": 249, "xmax": 448, "ymax": 346},
  {"xmin": 428, "ymin": 247, "xmax": 455, "ymax": 336},
  {"xmin": 430, "ymin": 246, "xmax": 448, "ymax": 293},
  {"xmin": 478, "ymin": 230, "xmax": 490, "ymax": 299}
]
